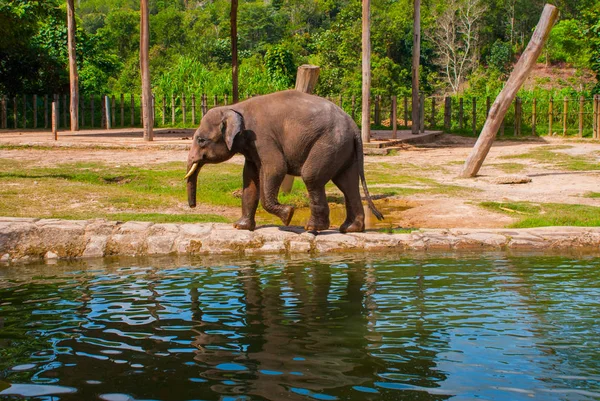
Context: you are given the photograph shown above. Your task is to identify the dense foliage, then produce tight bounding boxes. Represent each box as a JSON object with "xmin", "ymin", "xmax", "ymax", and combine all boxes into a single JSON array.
[{"xmin": 0, "ymin": 0, "xmax": 598, "ymax": 97}]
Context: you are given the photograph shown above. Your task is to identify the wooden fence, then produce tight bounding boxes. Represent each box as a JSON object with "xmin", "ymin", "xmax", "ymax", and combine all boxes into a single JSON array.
[{"xmin": 2, "ymin": 93, "xmax": 600, "ymax": 139}]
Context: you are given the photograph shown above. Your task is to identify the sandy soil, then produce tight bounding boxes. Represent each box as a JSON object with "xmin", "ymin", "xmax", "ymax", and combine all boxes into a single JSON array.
[{"xmin": 1, "ymin": 130, "xmax": 599, "ymax": 228}]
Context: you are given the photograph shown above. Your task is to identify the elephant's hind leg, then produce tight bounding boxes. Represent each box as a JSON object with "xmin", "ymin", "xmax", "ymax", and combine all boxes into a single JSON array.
[
  {"xmin": 332, "ymin": 161, "xmax": 366, "ymax": 233},
  {"xmin": 234, "ymin": 160, "xmax": 260, "ymax": 231}
]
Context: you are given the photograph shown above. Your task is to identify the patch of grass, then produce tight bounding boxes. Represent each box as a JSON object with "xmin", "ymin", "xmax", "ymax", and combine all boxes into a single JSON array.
[
  {"xmin": 501, "ymin": 146, "xmax": 600, "ymax": 171},
  {"xmin": 481, "ymin": 201, "xmax": 600, "ymax": 228},
  {"xmin": 377, "ymin": 227, "xmax": 416, "ymax": 234},
  {"xmin": 490, "ymin": 163, "xmax": 527, "ymax": 174},
  {"xmin": 584, "ymin": 192, "xmax": 600, "ymax": 199}
]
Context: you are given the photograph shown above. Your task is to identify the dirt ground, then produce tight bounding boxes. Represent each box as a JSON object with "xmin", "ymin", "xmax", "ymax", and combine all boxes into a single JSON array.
[{"xmin": 1, "ymin": 129, "xmax": 599, "ymax": 228}]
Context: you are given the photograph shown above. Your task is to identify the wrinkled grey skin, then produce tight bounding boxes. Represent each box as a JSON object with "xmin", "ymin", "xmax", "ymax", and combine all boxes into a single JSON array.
[{"xmin": 186, "ymin": 90, "xmax": 383, "ymax": 232}]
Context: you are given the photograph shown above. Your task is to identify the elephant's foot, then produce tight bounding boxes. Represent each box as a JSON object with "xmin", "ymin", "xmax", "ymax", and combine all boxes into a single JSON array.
[
  {"xmin": 305, "ymin": 215, "xmax": 330, "ymax": 232},
  {"xmin": 278, "ymin": 205, "xmax": 295, "ymax": 226},
  {"xmin": 234, "ymin": 217, "xmax": 256, "ymax": 231},
  {"xmin": 339, "ymin": 216, "xmax": 365, "ymax": 233}
]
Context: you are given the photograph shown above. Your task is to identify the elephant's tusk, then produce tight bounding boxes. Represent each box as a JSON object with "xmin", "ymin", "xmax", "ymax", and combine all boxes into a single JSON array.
[{"xmin": 184, "ymin": 163, "xmax": 198, "ymax": 180}]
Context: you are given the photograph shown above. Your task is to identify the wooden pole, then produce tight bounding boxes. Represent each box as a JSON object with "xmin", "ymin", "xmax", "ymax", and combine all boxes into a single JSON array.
[
  {"xmin": 182, "ymin": 94, "xmax": 187, "ymax": 126},
  {"xmin": 548, "ymin": 97, "xmax": 553, "ymax": 136},
  {"xmin": 562, "ymin": 97, "xmax": 568, "ymax": 136},
  {"xmin": 579, "ymin": 96, "xmax": 584, "ymax": 138},
  {"xmin": 231, "ymin": 0, "xmax": 239, "ymax": 104},
  {"xmin": 33, "ymin": 95, "xmax": 37, "ymax": 129},
  {"xmin": 459, "ymin": 4, "xmax": 558, "ymax": 178},
  {"xmin": 111, "ymin": 95, "xmax": 116, "ymax": 127},
  {"xmin": 67, "ymin": 0, "xmax": 79, "ymax": 131},
  {"xmin": 472, "ymin": 97, "xmax": 477, "ymax": 136},
  {"xmin": 192, "ymin": 94, "xmax": 196, "ymax": 126},
  {"xmin": 392, "ymin": 95, "xmax": 398, "ymax": 139},
  {"xmin": 362, "ymin": 0, "xmax": 371, "ymax": 143},
  {"xmin": 202, "ymin": 94, "xmax": 207, "ymax": 116},
  {"xmin": 281, "ymin": 65, "xmax": 321, "ymax": 194},
  {"xmin": 1, "ymin": 96, "xmax": 6, "ymax": 129},
  {"xmin": 44, "ymin": 95, "xmax": 48, "ymax": 129},
  {"xmin": 22, "ymin": 94, "xmax": 26, "ymax": 128},
  {"xmin": 444, "ymin": 97, "xmax": 451, "ymax": 131},
  {"xmin": 52, "ymin": 101, "xmax": 58, "ymax": 140},
  {"xmin": 419, "ymin": 93, "xmax": 425, "ymax": 133},
  {"xmin": 105, "ymin": 95, "xmax": 111, "ymax": 129},
  {"xmin": 411, "ymin": 0, "xmax": 421, "ymax": 135},
  {"xmin": 140, "ymin": 0, "xmax": 153, "ymax": 140},
  {"xmin": 403, "ymin": 96, "xmax": 408, "ymax": 127},
  {"xmin": 120, "ymin": 94, "xmax": 124, "ymax": 127},
  {"xmin": 431, "ymin": 97, "xmax": 436, "ymax": 128},
  {"xmin": 532, "ymin": 97, "xmax": 537, "ymax": 135}
]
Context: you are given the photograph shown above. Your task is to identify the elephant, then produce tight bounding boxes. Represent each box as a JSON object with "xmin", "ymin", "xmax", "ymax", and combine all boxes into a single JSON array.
[{"xmin": 185, "ymin": 90, "xmax": 383, "ymax": 233}]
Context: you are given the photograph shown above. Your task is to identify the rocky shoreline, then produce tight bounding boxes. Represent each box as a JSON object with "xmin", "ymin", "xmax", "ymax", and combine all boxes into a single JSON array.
[{"xmin": 1, "ymin": 217, "xmax": 599, "ymax": 263}]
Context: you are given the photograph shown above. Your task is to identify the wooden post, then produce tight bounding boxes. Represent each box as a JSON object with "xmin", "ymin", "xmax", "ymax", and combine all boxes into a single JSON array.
[
  {"xmin": 459, "ymin": 97, "xmax": 464, "ymax": 130},
  {"xmin": 33, "ymin": 95, "xmax": 37, "ymax": 129},
  {"xmin": 593, "ymin": 96, "xmax": 598, "ymax": 139},
  {"xmin": 52, "ymin": 101, "xmax": 58, "ymax": 140},
  {"xmin": 91, "ymin": 94, "xmax": 95, "ymax": 128},
  {"xmin": 101, "ymin": 94, "xmax": 106, "ymax": 129},
  {"xmin": 63, "ymin": 94, "xmax": 67, "ymax": 128},
  {"xmin": 170, "ymin": 94, "xmax": 175, "ymax": 125},
  {"xmin": 281, "ymin": 64, "xmax": 321, "ymax": 194},
  {"xmin": 391, "ymin": 95, "xmax": 397, "ymax": 139},
  {"xmin": 459, "ymin": 4, "xmax": 558, "ymax": 178},
  {"xmin": 548, "ymin": 97, "xmax": 554, "ymax": 136},
  {"xmin": 431, "ymin": 97, "xmax": 436, "ymax": 128},
  {"xmin": 579, "ymin": 96, "xmax": 584, "ymax": 138},
  {"xmin": 105, "ymin": 95, "xmax": 111, "ymax": 129},
  {"xmin": 129, "ymin": 93, "xmax": 135, "ymax": 127},
  {"xmin": 515, "ymin": 97, "xmax": 522, "ymax": 136},
  {"xmin": 338, "ymin": 94, "xmax": 343, "ymax": 108},
  {"xmin": 213, "ymin": 94, "xmax": 218, "ymax": 109},
  {"xmin": 444, "ymin": 97, "xmax": 451, "ymax": 130},
  {"xmin": 67, "ymin": 0, "xmax": 79, "ymax": 131},
  {"xmin": 404, "ymin": 96, "xmax": 409, "ymax": 127},
  {"xmin": 419, "ymin": 93, "xmax": 425, "ymax": 133},
  {"xmin": 472, "ymin": 97, "xmax": 477, "ymax": 136},
  {"xmin": 224, "ymin": 94, "xmax": 229, "ymax": 106},
  {"xmin": 231, "ymin": 0, "xmax": 239, "ymax": 104},
  {"xmin": 562, "ymin": 97, "xmax": 568, "ymax": 136},
  {"xmin": 140, "ymin": 0, "xmax": 153, "ymax": 140},
  {"xmin": 120, "ymin": 94, "xmax": 124, "ymax": 127},
  {"xmin": 532, "ymin": 97, "xmax": 537, "ymax": 135},
  {"xmin": 362, "ymin": 0, "xmax": 372, "ymax": 142},
  {"xmin": 192, "ymin": 94, "xmax": 196, "ymax": 126},
  {"xmin": 374, "ymin": 95, "xmax": 380, "ymax": 126},
  {"xmin": 22, "ymin": 94, "xmax": 26, "ymax": 128},
  {"xmin": 411, "ymin": 0, "xmax": 421, "ymax": 135},
  {"xmin": 44, "ymin": 95, "xmax": 48, "ymax": 129},
  {"xmin": 182, "ymin": 94, "xmax": 187, "ymax": 126},
  {"xmin": 1, "ymin": 96, "xmax": 6, "ymax": 129},
  {"xmin": 596, "ymin": 95, "xmax": 600, "ymax": 140},
  {"xmin": 13, "ymin": 96, "xmax": 17, "ymax": 129},
  {"xmin": 111, "ymin": 95, "xmax": 116, "ymax": 127},
  {"xmin": 202, "ymin": 94, "xmax": 207, "ymax": 116}
]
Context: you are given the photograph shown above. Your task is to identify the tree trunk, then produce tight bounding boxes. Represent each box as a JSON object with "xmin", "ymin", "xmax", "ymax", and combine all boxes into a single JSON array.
[
  {"xmin": 459, "ymin": 4, "xmax": 558, "ymax": 178},
  {"xmin": 361, "ymin": 0, "xmax": 371, "ymax": 143},
  {"xmin": 67, "ymin": 0, "xmax": 79, "ymax": 131},
  {"xmin": 140, "ymin": 0, "xmax": 153, "ymax": 141},
  {"xmin": 280, "ymin": 65, "xmax": 320, "ymax": 194},
  {"xmin": 231, "ymin": 0, "xmax": 239, "ymax": 104},
  {"xmin": 411, "ymin": 0, "xmax": 421, "ymax": 135}
]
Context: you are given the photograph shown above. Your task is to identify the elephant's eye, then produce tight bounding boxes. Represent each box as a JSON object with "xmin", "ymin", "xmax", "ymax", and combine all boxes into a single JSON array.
[{"xmin": 197, "ymin": 137, "xmax": 208, "ymax": 146}]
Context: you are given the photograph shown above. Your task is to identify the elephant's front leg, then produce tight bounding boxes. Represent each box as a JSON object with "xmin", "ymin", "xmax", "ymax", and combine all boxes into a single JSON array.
[
  {"xmin": 234, "ymin": 160, "xmax": 260, "ymax": 231},
  {"xmin": 260, "ymin": 165, "xmax": 294, "ymax": 226}
]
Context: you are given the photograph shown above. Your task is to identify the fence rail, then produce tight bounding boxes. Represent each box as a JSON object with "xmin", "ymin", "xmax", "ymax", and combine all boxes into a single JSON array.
[{"xmin": 1, "ymin": 93, "xmax": 599, "ymax": 140}]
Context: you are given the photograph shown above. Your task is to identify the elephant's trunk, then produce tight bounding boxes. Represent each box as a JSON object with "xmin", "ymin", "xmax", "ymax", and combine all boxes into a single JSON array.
[{"xmin": 186, "ymin": 162, "xmax": 201, "ymax": 208}]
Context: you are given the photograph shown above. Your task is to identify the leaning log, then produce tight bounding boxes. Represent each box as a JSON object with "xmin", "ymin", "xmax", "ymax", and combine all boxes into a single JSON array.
[{"xmin": 459, "ymin": 4, "xmax": 558, "ymax": 178}]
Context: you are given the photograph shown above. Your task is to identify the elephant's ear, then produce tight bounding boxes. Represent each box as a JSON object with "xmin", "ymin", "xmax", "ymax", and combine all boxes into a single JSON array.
[{"xmin": 222, "ymin": 110, "xmax": 244, "ymax": 151}]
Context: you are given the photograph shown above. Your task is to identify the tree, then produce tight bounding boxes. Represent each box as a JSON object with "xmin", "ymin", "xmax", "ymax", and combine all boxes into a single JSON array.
[
  {"xmin": 140, "ymin": 0, "xmax": 153, "ymax": 140},
  {"xmin": 428, "ymin": 0, "xmax": 486, "ymax": 93},
  {"xmin": 67, "ymin": 0, "xmax": 79, "ymax": 131},
  {"xmin": 231, "ymin": 0, "xmax": 238, "ymax": 103}
]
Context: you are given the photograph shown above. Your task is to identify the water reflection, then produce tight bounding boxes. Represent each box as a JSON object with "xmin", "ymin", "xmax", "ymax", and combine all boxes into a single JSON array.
[{"xmin": 0, "ymin": 254, "xmax": 599, "ymax": 400}]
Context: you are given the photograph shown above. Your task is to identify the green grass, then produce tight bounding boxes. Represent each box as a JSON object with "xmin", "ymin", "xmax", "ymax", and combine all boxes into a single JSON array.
[
  {"xmin": 489, "ymin": 162, "xmax": 527, "ymax": 174},
  {"xmin": 481, "ymin": 201, "xmax": 600, "ymax": 228},
  {"xmin": 585, "ymin": 192, "xmax": 600, "ymax": 199},
  {"xmin": 501, "ymin": 146, "xmax": 600, "ymax": 171}
]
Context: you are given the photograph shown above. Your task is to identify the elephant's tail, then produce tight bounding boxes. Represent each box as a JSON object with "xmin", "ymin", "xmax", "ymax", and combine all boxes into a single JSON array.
[{"xmin": 355, "ymin": 131, "xmax": 384, "ymax": 221}]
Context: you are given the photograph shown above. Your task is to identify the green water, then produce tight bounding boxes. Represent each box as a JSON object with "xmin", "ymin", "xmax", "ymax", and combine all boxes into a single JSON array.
[{"xmin": 1, "ymin": 253, "xmax": 600, "ymax": 400}]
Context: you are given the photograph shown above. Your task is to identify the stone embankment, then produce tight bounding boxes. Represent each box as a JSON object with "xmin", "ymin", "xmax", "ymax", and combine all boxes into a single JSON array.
[{"xmin": 1, "ymin": 217, "xmax": 600, "ymax": 263}]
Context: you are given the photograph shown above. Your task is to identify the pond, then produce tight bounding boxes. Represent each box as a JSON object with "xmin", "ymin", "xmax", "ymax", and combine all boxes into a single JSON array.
[{"xmin": 1, "ymin": 253, "xmax": 600, "ymax": 401}]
